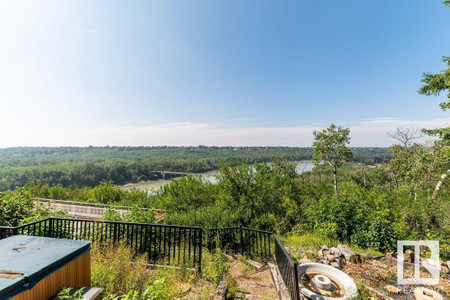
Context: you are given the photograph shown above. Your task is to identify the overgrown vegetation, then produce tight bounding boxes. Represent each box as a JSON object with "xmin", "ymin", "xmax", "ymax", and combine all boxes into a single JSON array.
[
  {"xmin": 90, "ymin": 243, "xmax": 221, "ymax": 299},
  {"xmin": 0, "ymin": 189, "xmax": 65, "ymax": 226},
  {"xmin": 157, "ymin": 138, "xmax": 448, "ymax": 256},
  {"xmin": 4, "ymin": 143, "xmax": 448, "ymax": 259}
]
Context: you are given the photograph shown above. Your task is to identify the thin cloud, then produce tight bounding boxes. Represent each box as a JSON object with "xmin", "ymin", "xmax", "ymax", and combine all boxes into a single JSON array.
[{"xmin": 0, "ymin": 118, "xmax": 448, "ymax": 148}]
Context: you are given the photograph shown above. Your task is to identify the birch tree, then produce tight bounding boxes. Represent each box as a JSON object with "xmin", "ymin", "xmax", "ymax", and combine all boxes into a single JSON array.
[{"xmin": 312, "ymin": 124, "xmax": 352, "ymax": 197}]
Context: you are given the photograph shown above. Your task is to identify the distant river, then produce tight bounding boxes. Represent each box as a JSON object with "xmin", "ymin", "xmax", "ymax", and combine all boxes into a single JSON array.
[{"xmin": 120, "ymin": 160, "xmax": 315, "ymax": 194}]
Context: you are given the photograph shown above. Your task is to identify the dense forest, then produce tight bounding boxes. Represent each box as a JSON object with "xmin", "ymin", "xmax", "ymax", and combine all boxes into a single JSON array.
[
  {"xmin": 11, "ymin": 149, "xmax": 450, "ymax": 259},
  {"xmin": 0, "ymin": 146, "xmax": 391, "ymax": 190}
]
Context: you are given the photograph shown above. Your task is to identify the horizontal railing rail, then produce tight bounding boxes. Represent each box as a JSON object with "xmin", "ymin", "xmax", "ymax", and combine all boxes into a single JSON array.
[
  {"xmin": 0, "ymin": 218, "xmax": 300, "ymax": 299},
  {"xmin": 33, "ymin": 198, "xmax": 165, "ymax": 211},
  {"xmin": 0, "ymin": 226, "xmax": 16, "ymax": 239}
]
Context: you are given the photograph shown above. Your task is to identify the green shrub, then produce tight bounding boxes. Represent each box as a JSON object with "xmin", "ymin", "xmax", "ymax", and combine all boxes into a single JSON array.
[
  {"xmin": 351, "ymin": 219, "xmax": 398, "ymax": 253},
  {"xmin": 201, "ymin": 249, "xmax": 228, "ymax": 285},
  {"xmin": 225, "ymin": 277, "xmax": 237, "ymax": 300},
  {"xmin": 91, "ymin": 243, "xmax": 152, "ymax": 296},
  {"xmin": 315, "ymin": 222, "xmax": 339, "ymax": 240},
  {"xmin": 0, "ymin": 189, "xmax": 65, "ymax": 226}
]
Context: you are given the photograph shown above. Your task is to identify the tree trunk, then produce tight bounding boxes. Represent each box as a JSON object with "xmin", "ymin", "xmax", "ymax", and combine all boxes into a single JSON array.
[
  {"xmin": 432, "ymin": 169, "xmax": 450, "ymax": 200},
  {"xmin": 333, "ymin": 166, "xmax": 338, "ymax": 198},
  {"xmin": 363, "ymin": 166, "xmax": 367, "ymax": 188}
]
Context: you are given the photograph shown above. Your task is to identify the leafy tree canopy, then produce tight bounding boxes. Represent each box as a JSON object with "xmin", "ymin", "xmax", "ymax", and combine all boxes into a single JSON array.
[
  {"xmin": 419, "ymin": 56, "xmax": 450, "ymax": 111},
  {"xmin": 312, "ymin": 124, "xmax": 352, "ymax": 169},
  {"xmin": 312, "ymin": 124, "xmax": 352, "ymax": 196}
]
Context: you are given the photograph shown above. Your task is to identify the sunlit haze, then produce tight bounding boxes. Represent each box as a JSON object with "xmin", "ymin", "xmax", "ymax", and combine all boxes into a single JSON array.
[{"xmin": 1, "ymin": 1, "xmax": 449, "ymax": 147}]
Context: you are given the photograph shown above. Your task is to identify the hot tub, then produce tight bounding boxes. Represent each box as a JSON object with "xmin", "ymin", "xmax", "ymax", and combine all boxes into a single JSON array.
[{"xmin": 0, "ymin": 235, "xmax": 91, "ymax": 300}]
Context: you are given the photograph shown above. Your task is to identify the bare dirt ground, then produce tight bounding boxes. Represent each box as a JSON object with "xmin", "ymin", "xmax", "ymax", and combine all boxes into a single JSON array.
[
  {"xmin": 343, "ymin": 257, "xmax": 449, "ymax": 299},
  {"xmin": 229, "ymin": 258, "xmax": 278, "ymax": 299}
]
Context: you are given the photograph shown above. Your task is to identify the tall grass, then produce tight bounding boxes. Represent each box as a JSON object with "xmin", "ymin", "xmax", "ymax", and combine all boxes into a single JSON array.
[{"xmin": 90, "ymin": 243, "xmax": 221, "ymax": 299}]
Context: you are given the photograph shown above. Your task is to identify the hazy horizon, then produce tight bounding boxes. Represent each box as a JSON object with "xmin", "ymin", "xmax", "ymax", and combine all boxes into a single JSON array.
[{"xmin": 0, "ymin": 117, "xmax": 447, "ymax": 148}]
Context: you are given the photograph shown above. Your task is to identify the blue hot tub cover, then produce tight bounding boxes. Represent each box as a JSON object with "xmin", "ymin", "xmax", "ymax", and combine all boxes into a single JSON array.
[{"xmin": 0, "ymin": 235, "xmax": 90, "ymax": 299}]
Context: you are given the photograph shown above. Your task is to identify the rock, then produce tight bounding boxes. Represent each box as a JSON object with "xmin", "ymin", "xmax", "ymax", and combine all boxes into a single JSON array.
[
  {"xmin": 318, "ymin": 245, "xmax": 329, "ymax": 259},
  {"xmin": 337, "ymin": 244, "xmax": 353, "ymax": 258},
  {"xmin": 330, "ymin": 247, "xmax": 341, "ymax": 257},
  {"xmin": 330, "ymin": 260, "xmax": 342, "ymax": 269},
  {"xmin": 337, "ymin": 244, "xmax": 362, "ymax": 264},
  {"xmin": 404, "ymin": 249, "xmax": 414, "ymax": 263},
  {"xmin": 385, "ymin": 285, "xmax": 401, "ymax": 294},
  {"xmin": 327, "ymin": 253, "xmax": 336, "ymax": 262},
  {"xmin": 414, "ymin": 287, "xmax": 443, "ymax": 300},
  {"xmin": 179, "ymin": 282, "xmax": 192, "ymax": 294},
  {"xmin": 319, "ymin": 245, "xmax": 351, "ymax": 268},
  {"xmin": 440, "ymin": 262, "xmax": 449, "ymax": 273}
]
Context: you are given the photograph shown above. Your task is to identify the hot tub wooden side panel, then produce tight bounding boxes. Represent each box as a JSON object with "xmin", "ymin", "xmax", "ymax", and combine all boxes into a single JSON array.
[{"xmin": 12, "ymin": 251, "xmax": 91, "ymax": 300}]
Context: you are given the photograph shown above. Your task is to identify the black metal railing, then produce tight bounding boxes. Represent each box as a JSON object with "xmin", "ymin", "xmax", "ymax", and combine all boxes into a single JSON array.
[
  {"xmin": 0, "ymin": 218, "xmax": 300, "ymax": 299},
  {"xmin": 207, "ymin": 227, "xmax": 273, "ymax": 261},
  {"xmin": 207, "ymin": 227, "xmax": 300, "ymax": 299},
  {"xmin": 0, "ymin": 218, "xmax": 202, "ymax": 270},
  {"xmin": 0, "ymin": 226, "xmax": 15, "ymax": 239},
  {"xmin": 274, "ymin": 235, "xmax": 300, "ymax": 300},
  {"xmin": 0, "ymin": 219, "xmax": 52, "ymax": 239}
]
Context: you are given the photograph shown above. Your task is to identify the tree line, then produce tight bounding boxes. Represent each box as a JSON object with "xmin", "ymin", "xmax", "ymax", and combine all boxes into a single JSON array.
[{"xmin": 0, "ymin": 146, "xmax": 392, "ymax": 191}]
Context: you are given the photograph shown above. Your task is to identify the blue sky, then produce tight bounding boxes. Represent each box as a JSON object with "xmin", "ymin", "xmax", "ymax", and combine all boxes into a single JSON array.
[{"xmin": 0, "ymin": 0, "xmax": 449, "ymax": 147}]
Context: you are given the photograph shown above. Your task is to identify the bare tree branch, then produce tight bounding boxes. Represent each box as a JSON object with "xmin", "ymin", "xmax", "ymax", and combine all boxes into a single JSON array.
[{"xmin": 387, "ymin": 127, "xmax": 423, "ymax": 147}]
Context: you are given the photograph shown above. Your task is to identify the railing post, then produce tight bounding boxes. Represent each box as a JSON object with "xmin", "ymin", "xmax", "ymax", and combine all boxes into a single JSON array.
[
  {"xmin": 49, "ymin": 218, "xmax": 54, "ymax": 237},
  {"xmin": 269, "ymin": 234, "xmax": 272, "ymax": 260},
  {"xmin": 198, "ymin": 229, "xmax": 202, "ymax": 273},
  {"xmin": 12, "ymin": 227, "xmax": 18, "ymax": 236},
  {"xmin": 293, "ymin": 262, "xmax": 300, "ymax": 300},
  {"xmin": 240, "ymin": 226, "xmax": 244, "ymax": 254},
  {"xmin": 113, "ymin": 222, "xmax": 118, "ymax": 243}
]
